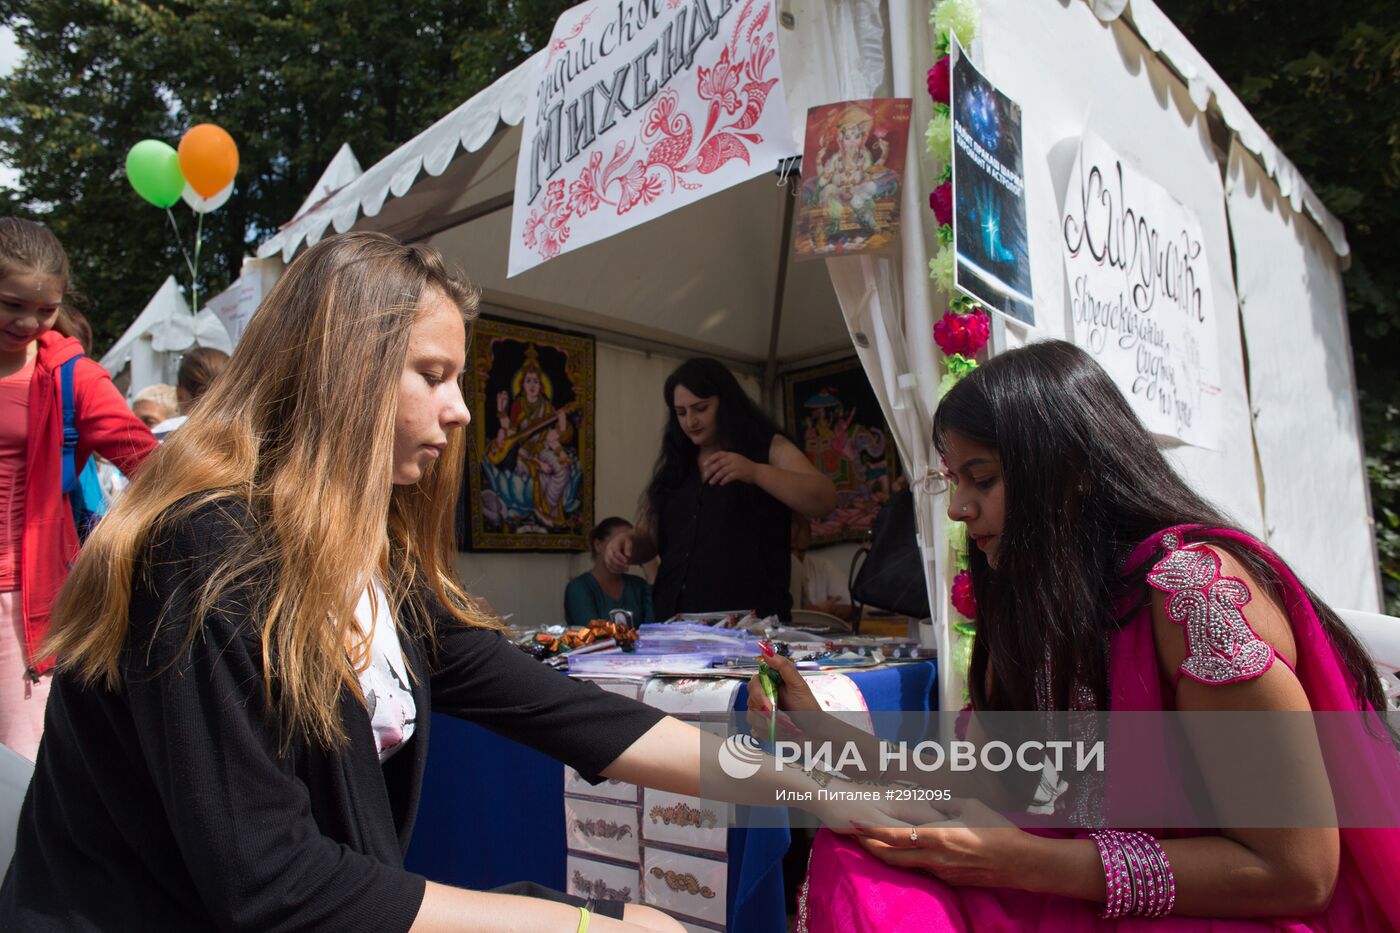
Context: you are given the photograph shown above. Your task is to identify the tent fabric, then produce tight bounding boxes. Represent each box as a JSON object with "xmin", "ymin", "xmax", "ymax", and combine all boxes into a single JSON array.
[
  {"xmin": 100, "ymin": 276, "xmax": 189, "ymax": 374},
  {"xmin": 821, "ymin": 0, "xmax": 949, "ymax": 702},
  {"xmin": 257, "ymin": 0, "xmax": 890, "ymax": 265},
  {"xmin": 99, "ymin": 276, "xmax": 233, "ymax": 395},
  {"xmin": 257, "ymin": 59, "xmax": 536, "ymax": 262},
  {"xmin": 1091, "ymin": 0, "xmax": 1349, "ymax": 260},
  {"xmin": 1224, "ymin": 142, "xmax": 1380, "ymax": 612},
  {"xmin": 824, "ymin": 0, "xmax": 1302, "ymax": 706},
  {"xmin": 292, "ymin": 143, "xmax": 363, "ymax": 221},
  {"xmin": 254, "ymin": 0, "xmax": 1348, "ymax": 269},
  {"xmin": 978, "ymin": 0, "xmax": 1266, "ymax": 537}
]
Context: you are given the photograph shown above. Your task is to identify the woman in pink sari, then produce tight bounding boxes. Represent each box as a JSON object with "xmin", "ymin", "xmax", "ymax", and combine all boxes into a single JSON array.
[{"xmin": 753, "ymin": 341, "xmax": 1400, "ymax": 930}]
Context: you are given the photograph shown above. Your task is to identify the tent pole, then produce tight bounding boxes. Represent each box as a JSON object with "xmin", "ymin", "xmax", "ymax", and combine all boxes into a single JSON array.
[{"xmin": 762, "ymin": 178, "xmax": 797, "ymax": 416}]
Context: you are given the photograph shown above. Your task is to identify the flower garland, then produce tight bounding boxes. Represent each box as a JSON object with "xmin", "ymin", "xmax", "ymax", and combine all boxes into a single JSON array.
[{"xmin": 925, "ymin": 0, "xmax": 984, "ymax": 694}]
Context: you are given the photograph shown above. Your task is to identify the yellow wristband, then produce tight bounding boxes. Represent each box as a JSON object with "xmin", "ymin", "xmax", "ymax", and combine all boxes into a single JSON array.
[{"xmin": 576, "ymin": 906, "xmax": 591, "ymax": 933}]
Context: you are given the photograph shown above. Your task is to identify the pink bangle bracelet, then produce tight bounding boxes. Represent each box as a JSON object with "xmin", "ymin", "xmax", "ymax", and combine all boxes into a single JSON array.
[{"xmin": 1090, "ymin": 830, "xmax": 1176, "ymax": 919}]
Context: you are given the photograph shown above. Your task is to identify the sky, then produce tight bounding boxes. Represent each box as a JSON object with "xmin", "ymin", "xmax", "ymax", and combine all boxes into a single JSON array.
[{"xmin": 0, "ymin": 25, "xmax": 23, "ymax": 190}]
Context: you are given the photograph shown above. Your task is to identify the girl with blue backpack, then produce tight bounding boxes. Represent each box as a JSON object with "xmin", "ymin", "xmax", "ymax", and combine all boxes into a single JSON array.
[{"xmin": 0, "ymin": 217, "xmax": 155, "ymax": 760}]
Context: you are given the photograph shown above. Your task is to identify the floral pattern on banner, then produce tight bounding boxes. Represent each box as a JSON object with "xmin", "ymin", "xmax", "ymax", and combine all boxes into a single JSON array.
[
  {"xmin": 521, "ymin": 0, "xmax": 779, "ymax": 262},
  {"xmin": 925, "ymin": 0, "xmax": 983, "ymax": 696},
  {"xmin": 546, "ymin": 10, "xmax": 594, "ymax": 64}
]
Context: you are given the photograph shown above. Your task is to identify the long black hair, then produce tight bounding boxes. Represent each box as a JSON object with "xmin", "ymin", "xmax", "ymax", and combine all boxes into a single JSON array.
[
  {"xmin": 933, "ymin": 340, "xmax": 1383, "ymax": 714},
  {"xmin": 644, "ymin": 358, "xmax": 785, "ymax": 521}
]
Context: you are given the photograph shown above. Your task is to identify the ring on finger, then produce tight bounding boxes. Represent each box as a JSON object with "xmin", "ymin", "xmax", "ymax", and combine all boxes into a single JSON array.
[{"xmin": 909, "ymin": 828, "xmax": 919, "ymax": 844}]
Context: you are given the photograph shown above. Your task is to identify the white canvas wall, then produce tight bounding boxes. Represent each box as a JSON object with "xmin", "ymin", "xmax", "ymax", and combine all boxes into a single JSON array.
[
  {"xmin": 978, "ymin": 0, "xmax": 1264, "ymax": 535},
  {"xmin": 1224, "ymin": 144, "xmax": 1380, "ymax": 611}
]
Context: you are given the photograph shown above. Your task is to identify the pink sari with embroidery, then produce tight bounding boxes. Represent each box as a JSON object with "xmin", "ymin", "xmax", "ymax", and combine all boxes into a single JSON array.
[{"xmin": 797, "ymin": 527, "xmax": 1400, "ymax": 932}]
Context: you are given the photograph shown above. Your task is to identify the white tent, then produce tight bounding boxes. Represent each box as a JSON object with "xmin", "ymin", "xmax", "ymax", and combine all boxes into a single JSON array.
[
  {"xmin": 100, "ymin": 275, "xmax": 233, "ymax": 397},
  {"xmin": 253, "ymin": 0, "xmax": 1381, "ymax": 708},
  {"xmin": 291, "ymin": 142, "xmax": 364, "ymax": 224}
]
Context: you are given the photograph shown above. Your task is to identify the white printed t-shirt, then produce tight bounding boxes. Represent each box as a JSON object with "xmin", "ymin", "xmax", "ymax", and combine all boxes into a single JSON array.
[{"xmin": 352, "ymin": 581, "xmax": 417, "ymax": 763}]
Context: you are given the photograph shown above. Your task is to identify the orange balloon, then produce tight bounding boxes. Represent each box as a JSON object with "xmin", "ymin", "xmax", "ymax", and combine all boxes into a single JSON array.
[{"xmin": 178, "ymin": 124, "xmax": 239, "ymax": 199}]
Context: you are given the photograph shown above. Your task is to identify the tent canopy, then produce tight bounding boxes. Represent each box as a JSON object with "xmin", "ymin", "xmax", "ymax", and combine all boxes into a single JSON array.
[
  {"xmin": 100, "ymin": 275, "xmax": 233, "ymax": 394},
  {"xmin": 257, "ymin": 0, "xmax": 1347, "ymax": 268},
  {"xmin": 291, "ymin": 142, "xmax": 363, "ymax": 223}
]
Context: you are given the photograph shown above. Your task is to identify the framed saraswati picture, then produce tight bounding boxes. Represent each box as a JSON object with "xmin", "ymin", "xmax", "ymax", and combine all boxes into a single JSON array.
[
  {"xmin": 783, "ymin": 358, "xmax": 901, "ymax": 545},
  {"xmin": 459, "ymin": 316, "xmax": 595, "ymax": 551}
]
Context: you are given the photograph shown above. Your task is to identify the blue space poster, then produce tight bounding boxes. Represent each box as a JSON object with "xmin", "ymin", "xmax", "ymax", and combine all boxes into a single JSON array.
[{"xmin": 950, "ymin": 37, "xmax": 1035, "ymax": 325}]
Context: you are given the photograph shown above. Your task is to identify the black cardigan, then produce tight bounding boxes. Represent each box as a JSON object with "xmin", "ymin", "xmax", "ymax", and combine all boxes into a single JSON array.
[{"xmin": 0, "ymin": 500, "xmax": 665, "ymax": 932}]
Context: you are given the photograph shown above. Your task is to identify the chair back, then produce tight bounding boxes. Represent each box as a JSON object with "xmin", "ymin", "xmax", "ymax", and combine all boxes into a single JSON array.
[
  {"xmin": 0, "ymin": 743, "xmax": 34, "ymax": 875},
  {"xmin": 1337, "ymin": 608, "xmax": 1400, "ymax": 711},
  {"xmin": 789, "ymin": 608, "xmax": 852, "ymax": 634}
]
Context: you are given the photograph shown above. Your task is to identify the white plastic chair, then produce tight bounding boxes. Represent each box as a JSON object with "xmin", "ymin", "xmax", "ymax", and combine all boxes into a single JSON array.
[
  {"xmin": 0, "ymin": 743, "xmax": 34, "ymax": 875},
  {"xmin": 1336, "ymin": 609, "xmax": 1400, "ymax": 711}
]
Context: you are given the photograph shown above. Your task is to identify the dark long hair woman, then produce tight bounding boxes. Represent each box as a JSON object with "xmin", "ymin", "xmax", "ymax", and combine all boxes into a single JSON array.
[
  {"xmin": 756, "ymin": 340, "xmax": 1400, "ymax": 927},
  {"xmin": 932, "ymin": 339, "xmax": 1381, "ymax": 715},
  {"xmin": 603, "ymin": 357, "xmax": 835, "ymax": 621}
]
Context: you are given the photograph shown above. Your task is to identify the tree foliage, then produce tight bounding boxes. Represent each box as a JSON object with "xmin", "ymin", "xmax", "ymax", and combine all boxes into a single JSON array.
[
  {"xmin": 0, "ymin": 0, "xmax": 572, "ymax": 351},
  {"xmin": 1157, "ymin": 0, "xmax": 1400, "ymax": 612}
]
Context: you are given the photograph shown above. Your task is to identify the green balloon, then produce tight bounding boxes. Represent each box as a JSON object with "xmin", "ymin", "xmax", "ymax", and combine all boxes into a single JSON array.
[{"xmin": 125, "ymin": 139, "xmax": 185, "ymax": 208}]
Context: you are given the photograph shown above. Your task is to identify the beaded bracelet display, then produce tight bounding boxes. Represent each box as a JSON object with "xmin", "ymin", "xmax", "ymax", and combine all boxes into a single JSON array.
[{"xmin": 1090, "ymin": 830, "xmax": 1177, "ymax": 919}]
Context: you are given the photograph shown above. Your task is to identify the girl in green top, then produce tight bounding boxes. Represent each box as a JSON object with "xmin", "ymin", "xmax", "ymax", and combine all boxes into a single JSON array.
[{"xmin": 564, "ymin": 517, "xmax": 653, "ymax": 625}]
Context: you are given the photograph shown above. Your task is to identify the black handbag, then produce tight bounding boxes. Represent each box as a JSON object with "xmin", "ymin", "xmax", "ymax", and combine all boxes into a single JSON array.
[{"xmin": 849, "ymin": 489, "xmax": 931, "ymax": 620}]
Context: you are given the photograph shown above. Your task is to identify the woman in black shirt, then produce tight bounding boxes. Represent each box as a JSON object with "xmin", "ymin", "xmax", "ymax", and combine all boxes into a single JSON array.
[
  {"xmin": 0, "ymin": 235, "xmax": 875, "ymax": 932},
  {"xmin": 604, "ymin": 358, "xmax": 835, "ymax": 621}
]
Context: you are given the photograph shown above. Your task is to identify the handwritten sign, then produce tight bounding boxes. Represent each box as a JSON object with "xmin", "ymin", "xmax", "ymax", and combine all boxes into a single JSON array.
[
  {"xmin": 509, "ymin": 0, "xmax": 796, "ymax": 277},
  {"xmin": 1061, "ymin": 133, "xmax": 1220, "ymax": 447}
]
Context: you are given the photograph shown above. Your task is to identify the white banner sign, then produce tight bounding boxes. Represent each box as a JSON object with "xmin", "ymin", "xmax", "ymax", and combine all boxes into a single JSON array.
[
  {"xmin": 206, "ymin": 268, "xmax": 266, "ymax": 348},
  {"xmin": 509, "ymin": 0, "xmax": 795, "ymax": 277},
  {"xmin": 1061, "ymin": 133, "xmax": 1220, "ymax": 447}
]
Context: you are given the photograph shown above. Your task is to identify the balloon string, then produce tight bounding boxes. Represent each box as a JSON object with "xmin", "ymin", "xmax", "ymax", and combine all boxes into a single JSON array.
[
  {"xmin": 192, "ymin": 210, "xmax": 204, "ymax": 316},
  {"xmin": 164, "ymin": 208, "xmax": 198, "ymax": 283}
]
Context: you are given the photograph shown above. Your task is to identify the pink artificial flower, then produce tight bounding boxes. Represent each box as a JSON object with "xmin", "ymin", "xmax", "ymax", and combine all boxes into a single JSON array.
[
  {"xmin": 933, "ymin": 306, "xmax": 991, "ymax": 357},
  {"xmin": 927, "ymin": 56, "xmax": 951, "ymax": 105},
  {"xmin": 950, "ymin": 569, "xmax": 977, "ymax": 620},
  {"xmin": 928, "ymin": 181, "xmax": 953, "ymax": 227}
]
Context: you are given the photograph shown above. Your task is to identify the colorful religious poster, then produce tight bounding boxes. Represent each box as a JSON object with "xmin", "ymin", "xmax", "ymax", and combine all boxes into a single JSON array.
[
  {"xmin": 460, "ymin": 317, "xmax": 595, "ymax": 550},
  {"xmin": 783, "ymin": 358, "xmax": 900, "ymax": 545},
  {"xmin": 950, "ymin": 36, "xmax": 1035, "ymax": 324},
  {"xmin": 1060, "ymin": 131, "xmax": 1220, "ymax": 448},
  {"xmin": 792, "ymin": 98, "xmax": 912, "ymax": 260},
  {"xmin": 509, "ymin": 0, "xmax": 797, "ymax": 276}
]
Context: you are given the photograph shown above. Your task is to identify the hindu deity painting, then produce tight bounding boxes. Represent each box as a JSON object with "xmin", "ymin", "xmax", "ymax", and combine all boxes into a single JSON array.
[
  {"xmin": 783, "ymin": 358, "xmax": 902, "ymax": 545},
  {"xmin": 793, "ymin": 98, "xmax": 912, "ymax": 260},
  {"xmin": 460, "ymin": 316, "xmax": 595, "ymax": 551}
]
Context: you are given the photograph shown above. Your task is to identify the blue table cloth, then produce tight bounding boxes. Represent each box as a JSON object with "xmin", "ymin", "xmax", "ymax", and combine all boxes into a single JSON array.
[{"xmin": 406, "ymin": 660, "xmax": 937, "ymax": 930}]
